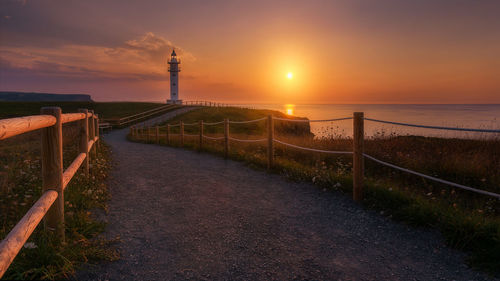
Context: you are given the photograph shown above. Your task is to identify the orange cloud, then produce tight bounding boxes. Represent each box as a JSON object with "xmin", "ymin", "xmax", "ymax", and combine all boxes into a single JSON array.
[{"xmin": 0, "ymin": 32, "xmax": 194, "ymax": 82}]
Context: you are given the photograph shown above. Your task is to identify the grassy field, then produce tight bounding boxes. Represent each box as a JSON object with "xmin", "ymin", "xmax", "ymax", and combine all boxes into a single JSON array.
[
  {"xmin": 130, "ymin": 107, "xmax": 500, "ymax": 276},
  {"xmin": 161, "ymin": 106, "xmax": 313, "ymax": 136},
  {"xmin": 1, "ymin": 124, "xmax": 118, "ymax": 279},
  {"xmin": 0, "ymin": 101, "xmax": 165, "ymax": 119}
]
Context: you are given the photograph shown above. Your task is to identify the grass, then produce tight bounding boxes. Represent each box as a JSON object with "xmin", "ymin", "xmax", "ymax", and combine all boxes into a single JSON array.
[
  {"xmin": 0, "ymin": 101, "xmax": 165, "ymax": 119},
  {"xmin": 0, "ymin": 124, "xmax": 118, "ymax": 280},
  {"xmin": 130, "ymin": 106, "xmax": 500, "ymax": 276},
  {"xmin": 158, "ymin": 107, "xmax": 313, "ymax": 137}
]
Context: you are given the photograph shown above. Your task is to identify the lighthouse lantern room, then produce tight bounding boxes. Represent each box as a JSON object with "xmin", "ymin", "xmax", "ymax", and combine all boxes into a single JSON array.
[{"xmin": 167, "ymin": 49, "xmax": 182, "ymax": 104}]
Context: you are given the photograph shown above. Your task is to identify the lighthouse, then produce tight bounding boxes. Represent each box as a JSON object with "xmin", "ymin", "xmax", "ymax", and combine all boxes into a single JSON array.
[{"xmin": 167, "ymin": 49, "xmax": 182, "ymax": 104}]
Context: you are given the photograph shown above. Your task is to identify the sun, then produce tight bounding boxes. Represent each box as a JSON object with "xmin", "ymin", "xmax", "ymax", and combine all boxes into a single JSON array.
[{"xmin": 286, "ymin": 72, "xmax": 293, "ymax": 79}]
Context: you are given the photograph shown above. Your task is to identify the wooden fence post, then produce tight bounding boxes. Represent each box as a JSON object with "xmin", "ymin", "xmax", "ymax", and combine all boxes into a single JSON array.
[
  {"xmin": 95, "ymin": 114, "xmax": 100, "ymax": 152},
  {"xmin": 180, "ymin": 121, "xmax": 184, "ymax": 146},
  {"xmin": 41, "ymin": 107, "xmax": 65, "ymax": 242},
  {"xmin": 78, "ymin": 109, "xmax": 89, "ymax": 179},
  {"xmin": 353, "ymin": 112, "xmax": 364, "ymax": 202},
  {"xmin": 167, "ymin": 124, "xmax": 170, "ymax": 145},
  {"xmin": 199, "ymin": 120, "xmax": 203, "ymax": 151},
  {"xmin": 155, "ymin": 126, "xmax": 159, "ymax": 144},
  {"xmin": 88, "ymin": 110, "xmax": 96, "ymax": 159},
  {"xmin": 224, "ymin": 118, "xmax": 229, "ymax": 158},
  {"xmin": 267, "ymin": 115, "xmax": 274, "ymax": 170},
  {"xmin": 146, "ymin": 126, "xmax": 150, "ymax": 143}
]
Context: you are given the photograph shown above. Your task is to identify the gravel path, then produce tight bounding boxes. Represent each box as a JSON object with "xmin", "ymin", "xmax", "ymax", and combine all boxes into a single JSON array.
[{"xmin": 77, "ymin": 110, "xmax": 493, "ymax": 281}]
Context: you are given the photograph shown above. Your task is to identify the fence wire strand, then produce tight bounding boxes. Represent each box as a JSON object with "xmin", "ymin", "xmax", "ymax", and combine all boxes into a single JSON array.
[
  {"xmin": 203, "ymin": 135, "xmax": 225, "ymax": 140},
  {"xmin": 273, "ymin": 139, "xmax": 353, "ymax": 154},
  {"xmin": 273, "ymin": 117, "xmax": 353, "ymax": 123},
  {"xmin": 363, "ymin": 153, "xmax": 500, "ymax": 199},
  {"xmin": 204, "ymin": 121, "xmax": 224, "ymax": 126},
  {"xmin": 229, "ymin": 117, "xmax": 267, "ymax": 124},
  {"xmin": 365, "ymin": 118, "xmax": 500, "ymax": 133},
  {"xmin": 229, "ymin": 137, "xmax": 267, "ymax": 143}
]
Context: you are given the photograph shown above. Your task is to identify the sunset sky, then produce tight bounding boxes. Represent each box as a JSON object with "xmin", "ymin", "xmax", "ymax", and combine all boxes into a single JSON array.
[{"xmin": 1, "ymin": 0, "xmax": 499, "ymax": 103}]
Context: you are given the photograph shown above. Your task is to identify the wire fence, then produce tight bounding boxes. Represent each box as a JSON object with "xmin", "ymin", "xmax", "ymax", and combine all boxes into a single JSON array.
[{"xmin": 131, "ymin": 113, "xmax": 500, "ymax": 200}]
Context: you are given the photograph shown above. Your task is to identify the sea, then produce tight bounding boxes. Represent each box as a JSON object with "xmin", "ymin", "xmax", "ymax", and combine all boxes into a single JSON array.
[{"xmin": 238, "ymin": 104, "xmax": 500, "ymax": 139}]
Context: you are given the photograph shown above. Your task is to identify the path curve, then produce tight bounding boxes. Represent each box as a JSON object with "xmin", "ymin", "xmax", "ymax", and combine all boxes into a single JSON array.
[{"xmin": 78, "ymin": 111, "xmax": 493, "ymax": 281}]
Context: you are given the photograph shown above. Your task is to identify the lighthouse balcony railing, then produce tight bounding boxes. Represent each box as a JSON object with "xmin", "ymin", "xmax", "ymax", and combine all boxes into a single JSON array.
[{"xmin": 168, "ymin": 59, "xmax": 181, "ymax": 64}]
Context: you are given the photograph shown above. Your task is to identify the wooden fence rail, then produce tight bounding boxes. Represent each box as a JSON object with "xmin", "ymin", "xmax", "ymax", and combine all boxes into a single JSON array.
[
  {"xmin": 101, "ymin": 104, "xmax": 179, "ymax": 129},
  {"xmin": 0, "ymin": 107, "xmax": 100, "ymax": 278}
]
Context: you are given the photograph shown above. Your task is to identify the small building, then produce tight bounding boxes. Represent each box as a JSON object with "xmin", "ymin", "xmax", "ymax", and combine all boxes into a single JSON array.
[{"xmin": 167, "ymin": 49, "xmax": 182, "ymax": 104}]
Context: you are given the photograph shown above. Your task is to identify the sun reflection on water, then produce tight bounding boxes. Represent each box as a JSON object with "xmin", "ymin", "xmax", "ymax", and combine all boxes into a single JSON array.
[{"xmin": 285, "ymin": 104, "xmax": 295, "ymax": 115}]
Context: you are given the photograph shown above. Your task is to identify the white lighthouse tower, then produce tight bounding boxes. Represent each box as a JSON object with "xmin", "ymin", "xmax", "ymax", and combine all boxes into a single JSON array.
[{"xmin": 167, "ymin": 49, "xmax": 182, "ymax": 104}]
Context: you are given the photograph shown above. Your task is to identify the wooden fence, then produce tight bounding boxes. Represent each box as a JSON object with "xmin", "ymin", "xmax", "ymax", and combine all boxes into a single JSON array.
[
  {"xmin": 0, "ymin": 107, "xmax": 100, "ymax": 278},
  {"xmin": 182, "ymin": 101, "xmax": 228, "ymax": 107},
  {"xmin": 131, "ymin": 111, "xmax": 500, "ymax": 201},
  {"xmin": 130, "ymin": 112, "xmax": 365, "ymax": 201},
  {"xmin": 182, "ymin": 101, "xmax": 255, "ymax": 109}
]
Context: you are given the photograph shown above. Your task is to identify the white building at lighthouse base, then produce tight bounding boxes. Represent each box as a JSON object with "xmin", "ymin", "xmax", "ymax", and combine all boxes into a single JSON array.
[{"xmin": 167, "ymin": 99, "xmax": 183, "ymax": 105}]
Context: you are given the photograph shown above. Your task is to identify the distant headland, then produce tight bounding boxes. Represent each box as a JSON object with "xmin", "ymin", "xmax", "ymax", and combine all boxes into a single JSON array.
[{"xmin": 0, "ymin": 91, "xmax": 93, "ymax": 102}]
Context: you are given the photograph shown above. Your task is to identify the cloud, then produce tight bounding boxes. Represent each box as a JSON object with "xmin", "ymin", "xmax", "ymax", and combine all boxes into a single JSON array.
[
  {"xmin": 0, "ymin": 32, "xmax": 195, "ymax": 82},
  {"xmin": 124, "ymin": 32, "xmax": 196, "ymax": 63}
]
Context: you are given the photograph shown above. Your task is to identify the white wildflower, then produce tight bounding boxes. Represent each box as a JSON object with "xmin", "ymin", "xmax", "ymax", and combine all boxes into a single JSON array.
[{"xmin": 24, "ymin": 242, "xmax": 37, "ymax": 249}]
